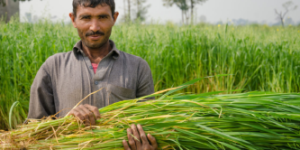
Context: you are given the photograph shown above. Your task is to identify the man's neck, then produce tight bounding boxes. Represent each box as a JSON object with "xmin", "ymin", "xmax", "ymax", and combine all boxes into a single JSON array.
[{"xmin": 82, "ymin": 41, "xmax": 112, "ymax": 64}]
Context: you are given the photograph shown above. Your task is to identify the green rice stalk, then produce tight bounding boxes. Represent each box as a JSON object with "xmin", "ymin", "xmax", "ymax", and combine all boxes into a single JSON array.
[
  {"xmin": 1, "ymin": 89, "xmax": 300, "ymax": 149},
  {"xmin": 9, "ymin": 101, "xmax": 20, "ymax": 130}
]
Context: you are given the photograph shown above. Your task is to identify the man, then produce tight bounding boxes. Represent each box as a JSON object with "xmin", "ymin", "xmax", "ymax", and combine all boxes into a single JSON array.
[{"xmin": 27, "ymin": 0, "xmax": 157, "ymax": 149}]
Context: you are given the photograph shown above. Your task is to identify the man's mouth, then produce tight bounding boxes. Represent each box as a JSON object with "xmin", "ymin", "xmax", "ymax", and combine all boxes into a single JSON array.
[
  {"xmin": 88, "ymin": 35, "xmax": 101, "ymax": 40},
  {"xmin": 85, "ymin": 30, "xmax": 105, "ymax": 41}
]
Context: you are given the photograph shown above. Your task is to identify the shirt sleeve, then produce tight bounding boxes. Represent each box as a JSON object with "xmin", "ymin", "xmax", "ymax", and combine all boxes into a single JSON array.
[
  {"xmin": 27, "ymin": 62, "xmax": 55, "ymax": 119},
  {"xmin": 136, "ymin": 59, "xmax": 155, "ymax": 98}
]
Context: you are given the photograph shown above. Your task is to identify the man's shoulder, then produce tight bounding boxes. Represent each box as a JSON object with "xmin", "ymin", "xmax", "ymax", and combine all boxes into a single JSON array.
[
  {"xmin": 42, "ymin": 51, "xmax": 74, "ymax": 72},
  {"xmin": 44, "ymin": 51, "xmax": 74, "ymax": 64},
  {"xmin": 117, "ymin": 51, "xmax": 151, "ymax": 74},
  {"xmin": 118, "ymin": 50, "xmax": 147, "ymax": 64}
]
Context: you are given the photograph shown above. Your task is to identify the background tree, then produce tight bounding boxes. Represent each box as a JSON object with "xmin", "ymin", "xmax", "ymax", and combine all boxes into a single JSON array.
[
  {"xmin": 121, "ymin": 0, "xmax": 132, "ymax": 23},
  {"xmin": 163, "ymin": 0, "xmax": 207, "ymax": 24},
  {"xmin": 1, "ymin": 0, "xmax": 30, "ymax": 6},
  {"xmin": 126, "ymin": 0, "xmax": 131, "ymax": 23},
  {"xmin": 163, "ymin": 0, "xmax": 189, "ymax": 24},
  {"xmin": 189, "ymin": 0, "xmax": 206, "ymax": 24},
  {"xmin": 133, "ymin": 0, "xmax": 149, "ymax": 22},
  {"xmin": 122, "ymin": 0, "xmax": 150, "ymax": 23},
  {"xmin": 275, "ymin": 1, "xmax": 297, "ymax": 27},
  {"xmin": 0, "ymin": 0, "xmax": 25, "ymax": 22}
]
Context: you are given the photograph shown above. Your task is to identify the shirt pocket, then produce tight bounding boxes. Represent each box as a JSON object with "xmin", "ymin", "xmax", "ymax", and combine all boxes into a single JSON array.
[{"xmin": 106, "ymin": 84, "xmax": 136, "ymax": 105}]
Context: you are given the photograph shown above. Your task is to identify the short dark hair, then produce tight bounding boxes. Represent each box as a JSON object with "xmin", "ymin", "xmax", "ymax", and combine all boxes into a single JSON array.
[{"xmin": 73, "ymin": 0, "xmax": 115, "ymax": 17}]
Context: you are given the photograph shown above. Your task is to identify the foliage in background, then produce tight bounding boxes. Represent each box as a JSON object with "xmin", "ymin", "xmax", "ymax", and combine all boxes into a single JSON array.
[
  {"xmin": 133, "ymin": 0, "xmax": 150, "ymax": 22},
  {"xmin": 0, "ymin": 19, "xmax": 300, "ymax": 130},
  {"xmin": 275, "ymin": 1, "xmax": 297, "ymax": 27},
  {"xmin": 0, "ymin": 0, "xmax": 35, "ymax": 7},
  {"xmin": 122, "ymin": 0, "xmax": 150, "ymax": 23},
  {"xmin": 163, "ymin": 0, "xmax": 189, "ymax": 24},
  {"xmin": 163, "ymin": 0, "xmax": 207, "ymax": 24}
]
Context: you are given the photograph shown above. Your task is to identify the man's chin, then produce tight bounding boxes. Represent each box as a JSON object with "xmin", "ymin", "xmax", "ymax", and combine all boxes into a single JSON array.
[
  {"xmin": 83, "ymin": 41, "xmax": 106, "ymax": 49},
  {"xmin": 88, "ymin": 44, "xmax": 102, "ymax": 49}
]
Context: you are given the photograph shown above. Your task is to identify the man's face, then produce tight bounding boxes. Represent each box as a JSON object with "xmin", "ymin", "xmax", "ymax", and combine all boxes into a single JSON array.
[{"xmin": 70, "ymin": 4, "xmax": 119, "ymax": 49}]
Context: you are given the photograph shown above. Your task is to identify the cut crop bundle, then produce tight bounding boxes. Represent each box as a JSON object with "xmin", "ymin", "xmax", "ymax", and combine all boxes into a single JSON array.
[{"xmin": 1, "ymin": 89, "xmax": 300, "ymax": 149}]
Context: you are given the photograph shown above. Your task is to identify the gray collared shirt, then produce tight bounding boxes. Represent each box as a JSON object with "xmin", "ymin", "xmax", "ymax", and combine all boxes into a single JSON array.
[{"xmin": 28, "ymin": 40, "xmax": 154, "ymax": 119}]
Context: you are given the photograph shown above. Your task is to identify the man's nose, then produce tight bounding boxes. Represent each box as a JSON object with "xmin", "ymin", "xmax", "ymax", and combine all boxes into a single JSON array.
[{"xmin": 89, "ymin": 19, "xmax": 101, "ymax": 31}]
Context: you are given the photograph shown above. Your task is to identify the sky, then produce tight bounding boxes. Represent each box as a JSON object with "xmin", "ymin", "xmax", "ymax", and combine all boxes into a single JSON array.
[{"xmin": 19, "ymin": 0, "xmax": 300, "ymax": 25}]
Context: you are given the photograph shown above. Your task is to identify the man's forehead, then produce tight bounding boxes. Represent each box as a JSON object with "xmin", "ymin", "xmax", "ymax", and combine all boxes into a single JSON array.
[{"xmin": 76, "ymin": 3, "xmax": 111, "ymax": 15}]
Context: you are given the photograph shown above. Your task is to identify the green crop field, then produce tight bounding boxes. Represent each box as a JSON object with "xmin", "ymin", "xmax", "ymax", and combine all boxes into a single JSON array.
[{"xmin": 0, "ymin": 19, "xmax": 300, "ymax": 130}]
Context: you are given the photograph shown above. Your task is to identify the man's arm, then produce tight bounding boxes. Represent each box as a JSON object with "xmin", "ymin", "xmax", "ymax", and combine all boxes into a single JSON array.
[
  {"xmin": 28, "ymin": 61, "xmax": 100, "ymax": 125},
  {"xmin": 136, "ymin": 59, "xmax": 155, "ymax": 98},
  {"xmin": 28, "ymin": 63, "xmax": 55, "ymax": 119}
]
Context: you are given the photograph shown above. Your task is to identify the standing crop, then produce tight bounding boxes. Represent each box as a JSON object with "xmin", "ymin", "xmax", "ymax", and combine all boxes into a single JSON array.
[{"xmin": 1, "ymin": 20, "xmax": 300, "ymax": 131}]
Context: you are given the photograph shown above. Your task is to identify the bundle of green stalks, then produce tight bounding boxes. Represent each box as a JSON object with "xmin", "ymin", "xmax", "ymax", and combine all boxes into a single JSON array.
[{"xmin": 1, "ymin": 88, "xmax": 300, "ymax": 149}]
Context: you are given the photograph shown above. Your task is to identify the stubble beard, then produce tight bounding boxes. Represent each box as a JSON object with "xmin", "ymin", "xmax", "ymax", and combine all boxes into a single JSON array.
[
  {"xmin": 83, "ymin": 40, "xmax": 107, "ymax": 49},
  {"xmin": 78, "ymin": 29, "xmax": 111, "ymax": 50}
]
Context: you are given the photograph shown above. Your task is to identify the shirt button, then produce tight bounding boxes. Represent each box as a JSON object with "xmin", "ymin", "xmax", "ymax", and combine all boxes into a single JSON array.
[{"xmin": 94, "ymin": 81, "xmax": 99, "ymax": 85}]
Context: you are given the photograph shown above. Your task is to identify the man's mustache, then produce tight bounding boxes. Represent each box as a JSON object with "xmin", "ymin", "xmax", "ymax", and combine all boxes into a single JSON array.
[{"xmin": 86, "ymin": 31, "xmax": 105, "ymax": 36}]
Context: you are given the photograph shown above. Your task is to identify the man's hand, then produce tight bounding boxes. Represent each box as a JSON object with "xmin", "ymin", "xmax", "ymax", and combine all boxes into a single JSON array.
[
  {"xmin": 68, "ymin": 104, "xmax": 100, "ymax": 126},
  {"xmin": 123, "ymin": 124, "xmax": 158, "ymax": 150}
]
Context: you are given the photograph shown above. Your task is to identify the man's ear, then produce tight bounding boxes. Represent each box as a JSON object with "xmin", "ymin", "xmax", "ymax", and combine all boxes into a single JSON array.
[
  {"xmin": 113, "ymin": 11, "xmax": 119, "ymax": 25},
  {"xmin": 69, "ymin": 13, "xmax": 77, "ymax": 28}
]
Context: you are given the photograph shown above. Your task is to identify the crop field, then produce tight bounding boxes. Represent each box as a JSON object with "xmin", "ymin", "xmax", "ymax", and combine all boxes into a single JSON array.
[{"xmin": 0, "ymin": 19, "xmax": 300, "ymax": 130}]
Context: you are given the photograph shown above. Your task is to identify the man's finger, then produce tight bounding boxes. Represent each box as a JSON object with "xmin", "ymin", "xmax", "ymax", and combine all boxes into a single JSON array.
[
  {"xmin": 147, "ymin": 134, "xmax": 158, "ymax": 149},
  {"xmin": 127, "ymin": 128, "xmax": 137, "ymax": 150},
  {"xmin": 137, "ymin": 124, "xmax": 148, "ymax": 145},
  {"xmin": 85, "ymin": 104, "xmax": 101, "ymax": 119},
  {"xmin": 68, "ymin": 109, "xmax": 84, "ymax": 121},
  {"xmin": 79, "ymin": 106, "xmax": 95, "ymax": 125},
  {"xmin": 122, "ymin": 140, "xmax": 131, "ymax": 150},
  {"xmin": 77, "ymin": 109, "xmax": 90, "ymax": 125},
  {"xmin": 131, "ymin": 124, "xmax": 141, "ymax": 149},
  {"xmin": 88, "ymin": 110, "xmax": 96, "ymax": 125}
]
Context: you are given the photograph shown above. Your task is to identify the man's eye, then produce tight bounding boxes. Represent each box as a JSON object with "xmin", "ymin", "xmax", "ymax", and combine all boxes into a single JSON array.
[
  {"xmin": 99, "ymin": 16, "xmax": 108, "ymax": 19},
  {"xmin": 82, "ymin": 16, "xmax": 90, "ymax": 19}
]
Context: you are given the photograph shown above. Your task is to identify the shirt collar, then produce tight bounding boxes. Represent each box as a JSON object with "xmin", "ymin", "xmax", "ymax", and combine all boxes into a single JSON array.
[{"xmin": 73, "ymin": 40, "xmax": 120, "ymax": 60}]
